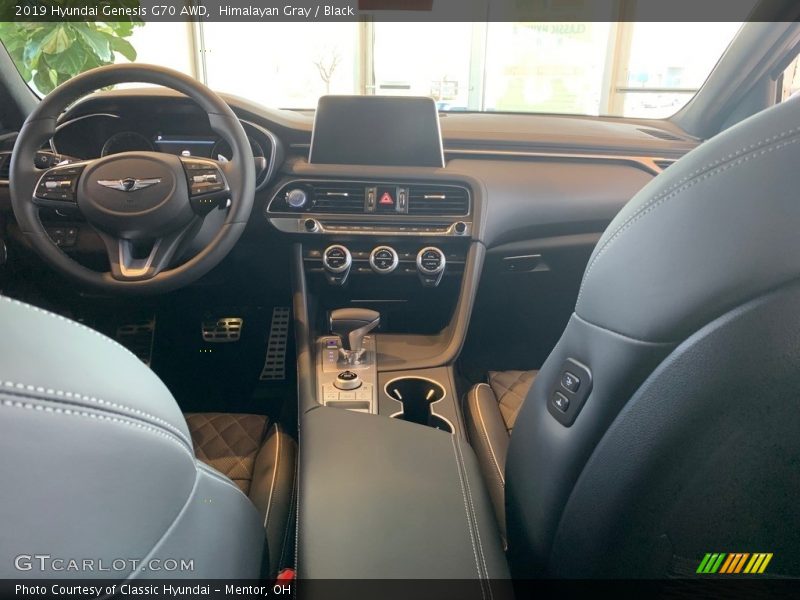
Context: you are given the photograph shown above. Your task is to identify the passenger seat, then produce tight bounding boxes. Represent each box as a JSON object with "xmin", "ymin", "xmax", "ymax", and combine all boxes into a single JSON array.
[
  {"xmin": 185, "ymin": 413, "xmax": 296, "ymax": 577},
  {"xmin": 464, "ymin": 370, "xmax": 537, "ymax": 544}
]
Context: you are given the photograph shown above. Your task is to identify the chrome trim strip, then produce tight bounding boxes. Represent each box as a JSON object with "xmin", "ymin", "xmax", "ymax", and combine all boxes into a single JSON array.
[
  {"xmin": 289, "ymin": 141, "xmax": 683, "ymax": 174},
  {"xmin": 444, "ymin": 148, "xmax": 677, "ymax": 174}
]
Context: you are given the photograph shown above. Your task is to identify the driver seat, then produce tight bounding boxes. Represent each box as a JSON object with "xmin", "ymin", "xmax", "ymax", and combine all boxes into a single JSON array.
[{"xmin": 0, "ymin": 295, "xmax": 296, "ymax": 579}]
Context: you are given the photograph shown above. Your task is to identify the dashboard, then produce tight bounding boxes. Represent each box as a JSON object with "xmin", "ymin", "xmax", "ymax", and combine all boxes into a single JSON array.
[
  {"xmin": 50, "ymin": 109, "xmax": 279, "ymax": 191},
  {"xmin": 0, "ymin": 88, "xmax": 696, "ymax": 291}
]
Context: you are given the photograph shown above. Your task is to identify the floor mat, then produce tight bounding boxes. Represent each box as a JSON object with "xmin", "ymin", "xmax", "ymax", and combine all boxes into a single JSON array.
[{"xmin": 150, "ymin": 304, "xmax": 296, "ymax": 420}]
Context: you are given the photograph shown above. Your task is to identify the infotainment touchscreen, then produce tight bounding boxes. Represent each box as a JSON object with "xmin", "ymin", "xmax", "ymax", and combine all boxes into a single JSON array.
[{"xmin": 309, "ymin": 96, "xmax": 444, "ymax": 168}]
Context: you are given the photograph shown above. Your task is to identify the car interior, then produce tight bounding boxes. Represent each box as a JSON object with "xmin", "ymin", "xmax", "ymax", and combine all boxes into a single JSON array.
[{"xmin": 1, "ymin": 15, "xmax": 799, "ymax": 597}]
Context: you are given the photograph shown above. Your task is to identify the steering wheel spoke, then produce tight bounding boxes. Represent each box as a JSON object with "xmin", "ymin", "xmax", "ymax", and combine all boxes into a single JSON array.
[
  {"xmin": 181, "ymin": 156, "xmax": 231, "ymax": 215},
  {"xmin": 100, "ymin": 224, "xmax": 197, "ymax": 282}
]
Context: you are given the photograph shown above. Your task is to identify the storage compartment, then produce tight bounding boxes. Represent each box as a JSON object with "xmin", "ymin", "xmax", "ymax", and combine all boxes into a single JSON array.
[{"xmin": 385, "ymin": 377, "xmax": 452, "ymax": 433}]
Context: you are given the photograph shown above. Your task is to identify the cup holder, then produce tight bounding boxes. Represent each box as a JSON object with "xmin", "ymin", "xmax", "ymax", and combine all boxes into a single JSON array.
[{"xmin": 385, "ymin": 377, "xmax": 452, "ymax": 433}]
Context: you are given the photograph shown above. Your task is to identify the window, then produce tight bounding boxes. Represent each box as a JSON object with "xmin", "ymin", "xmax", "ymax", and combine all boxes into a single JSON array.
[
  {"xmin": 0, "ymin": 21, "xmax": 743, "ymax": 118},
  {"xmin": 779, "ymin": 52, "xmax": 800, "ymax": 103}
]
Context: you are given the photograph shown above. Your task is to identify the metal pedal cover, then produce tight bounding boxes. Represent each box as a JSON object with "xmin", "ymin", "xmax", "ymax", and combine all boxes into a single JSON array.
[
  {"xmin": 202, "ymin": 317, "xmax": 243, "ymax": 343},
  {"xmin": 260, "ymin": 307, "xmax": 291, "ymax": 380},
  {"xmin": 116, "ymin": 317, "xmax": 156, "ymax": 366}
]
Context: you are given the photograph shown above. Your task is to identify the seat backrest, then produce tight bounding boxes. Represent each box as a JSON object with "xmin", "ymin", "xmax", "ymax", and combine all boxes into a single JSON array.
[
  {"xmin": 505, "ymin": 94, "xmax": 800, "ymax": 578},
  {"xmin": 0, "ymin": 297, "xmax": 265, "ymax": 578}
]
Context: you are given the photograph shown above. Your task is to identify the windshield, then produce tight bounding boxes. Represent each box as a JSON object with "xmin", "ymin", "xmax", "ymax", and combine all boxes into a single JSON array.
[{"xmin": 0, "ymin": 21, "xmax": 742, "ymax": 118}]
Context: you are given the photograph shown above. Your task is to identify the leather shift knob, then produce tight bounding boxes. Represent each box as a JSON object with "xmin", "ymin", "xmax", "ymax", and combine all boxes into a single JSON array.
[{"xmin": 329, "ymin": 308, "xmax": 380, "ymax": 353}]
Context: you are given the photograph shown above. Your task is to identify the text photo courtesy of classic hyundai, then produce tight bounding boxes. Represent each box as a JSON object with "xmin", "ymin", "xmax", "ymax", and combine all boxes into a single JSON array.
[{"xmin": 0, "ymin": 2, "xmax": 799, "ymax": 599}]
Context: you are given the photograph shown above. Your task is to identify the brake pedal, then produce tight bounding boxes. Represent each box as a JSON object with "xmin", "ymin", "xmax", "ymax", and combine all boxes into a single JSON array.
[
  {"xmin": 116, "ymin": 317, "xmax": 156, "ymax": 366},
  {"xmin": 201, "ymin": 317, "xmax": 243, "ymax": 343},
  {"xmin": 260, "ymin": 307, "xmax": 291, "ymax": 381}
]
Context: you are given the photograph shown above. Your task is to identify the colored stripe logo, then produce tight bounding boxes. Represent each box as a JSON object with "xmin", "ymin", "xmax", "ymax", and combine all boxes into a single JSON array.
[{"xmin": 696, "ymin": 552, "xmax": 773, "ymax": 574}]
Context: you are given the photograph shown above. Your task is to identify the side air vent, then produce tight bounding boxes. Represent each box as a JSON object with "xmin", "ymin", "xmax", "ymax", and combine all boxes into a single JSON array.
[
  {"xmin": 310, "ymin": 182, "xmax": 366, "ymax": 213},
  {"xmin": 407, "ymin": 185, "xmax": 469, "ymax": 216},
  {"xmin": 637, "ymin": 127, "xmax": 687, "ymax": 142},
  {"xmin": 0, "ymin": 152, "xmax": 11, "ymax": 181},
  {"xmin": 653, "ymin": 159, "xmax": 677, "ymax": 171}
]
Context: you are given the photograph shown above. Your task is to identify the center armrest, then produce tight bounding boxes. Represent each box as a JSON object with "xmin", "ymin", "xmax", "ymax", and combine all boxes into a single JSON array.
[{"xmin": 297, "ymin": 406, "xmax": 509, "ymax": 580}]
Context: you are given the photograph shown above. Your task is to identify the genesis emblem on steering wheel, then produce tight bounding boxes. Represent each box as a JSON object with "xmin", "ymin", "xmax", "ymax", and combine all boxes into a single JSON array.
[{"xmin": 97, "ymin": 177, "xmax": 162, "ymax": 192}]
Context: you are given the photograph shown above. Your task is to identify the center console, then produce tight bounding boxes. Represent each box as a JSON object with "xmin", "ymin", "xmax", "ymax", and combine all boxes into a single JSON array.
[
  {"xmin": 267, "ymin": 175, "xmax": 479, "ymax": 431},
  {"xmin": 273, "ymin": 96, "xmax": 507, "ymax": 587}
]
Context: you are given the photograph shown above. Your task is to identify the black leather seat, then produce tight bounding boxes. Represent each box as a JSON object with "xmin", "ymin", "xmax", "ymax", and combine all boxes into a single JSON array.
[
  {"xmin": 0, "ymin": 295, "xmax": 296, "ymax": 579},
  {"xmin": 186, "ymin": 413, "xmax": 296, "ymax": 577},
  {"xmin": 469, "ymin": 95, "xmax": 800, "ymax": 577},
  {"xmin": 464, "ymin": 370, "xmax": 536, "ymax": 542}
]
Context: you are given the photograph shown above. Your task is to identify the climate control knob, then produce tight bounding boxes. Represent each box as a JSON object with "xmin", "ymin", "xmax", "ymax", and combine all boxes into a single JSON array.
[
  {"xmin": 322, "ymin": 245, "xmax": 352, "ymax": 285},
  {"xmin": 416, "ymin": 246, "xmax": 446, "ymax": 287},
  {"xmin": 369, "ymin": 246, "xmax": 399, "ymax": 274},
  {"xmin": 286, "ymin": 188, "xmax": 308, "ymax": 209}
]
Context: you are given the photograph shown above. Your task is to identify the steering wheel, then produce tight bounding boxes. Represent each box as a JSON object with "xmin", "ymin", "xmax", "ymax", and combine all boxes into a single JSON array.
[{"xmin": 9, "ymin": 64, "xmax": 255, "ymax": 294}]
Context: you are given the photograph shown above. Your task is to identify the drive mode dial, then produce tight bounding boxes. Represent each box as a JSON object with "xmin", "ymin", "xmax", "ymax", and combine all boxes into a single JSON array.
[
  {"xmin": 369, "ymin": 246, "xmax": 399, "ymax": 274},
  {"xmin": 416, "ymin": 246, "xmax": 446, "ymax": 287}
]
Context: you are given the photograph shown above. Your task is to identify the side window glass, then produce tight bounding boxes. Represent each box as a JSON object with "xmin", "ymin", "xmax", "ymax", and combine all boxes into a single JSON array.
[{"xmin": 779, "ymin": 53, "xmax": 800, "ymax": 102}]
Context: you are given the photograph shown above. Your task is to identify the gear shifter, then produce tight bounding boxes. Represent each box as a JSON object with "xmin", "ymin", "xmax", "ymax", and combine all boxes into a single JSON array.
[{"xmin": 329, "ymin": 308, "xmax": 380, "ymax": 365}]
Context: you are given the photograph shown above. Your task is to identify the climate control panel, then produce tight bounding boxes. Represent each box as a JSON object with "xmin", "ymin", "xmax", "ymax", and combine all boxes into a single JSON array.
[{"xmin": 310, "ymin": 243, "xmax": 465, "ymax": 287}]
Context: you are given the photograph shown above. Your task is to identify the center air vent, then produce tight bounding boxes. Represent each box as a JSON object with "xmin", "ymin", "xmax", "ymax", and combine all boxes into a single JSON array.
[
  {"xmin": 310, "ymin": 182, "xmax": 366, "ymax": 213},
  {"xmin": 407, "ymin": 185, "xmax": 469, "ymax": 216},
  {"xmin": 268, "ymin": 180, "xmax": 471, "ymax": 217}
]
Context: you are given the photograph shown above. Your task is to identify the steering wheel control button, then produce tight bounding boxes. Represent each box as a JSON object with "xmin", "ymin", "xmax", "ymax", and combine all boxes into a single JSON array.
[
  {"xmin": 182, "ymin": 158, "xmax": 229, "ymax": 213},
  {"xmin": 416, "ymin": 246, "xmax": 446, "ymax": 287},
  {"xmin": 548, "ymin": 358, "xmax": 593, "ymax": 427},
  {"xmin": 286, "ymin": 188, "xmax": 308, "ymax": 209},
  {"xmin": 552, "ymin": 392, "xmax": 570, "ymax": 413},
  {"xmin": 323, "ymin": 245, "xmax": 352, "ymax": 286},
  {"xmin": 35, "ymin": 164, "xmax": 86, "ymax": 203},
  {"xmin": 369, "ymin": 246, "xmax": 399, "ymax": 274},
  {"xmin": 561, "ymin": 371, "xmax": 581, "ymax": 393},
  {"xmin": 334, "ymin": 370, "xmax": 362, "ymax": 390}
]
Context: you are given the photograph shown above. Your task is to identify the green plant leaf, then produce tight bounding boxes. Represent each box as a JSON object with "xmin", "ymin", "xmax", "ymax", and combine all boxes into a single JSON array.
[
  {"xmin": 33, "ymin": 67, "xmax": 57, "ymax": 95},
  {"xmin": 108, "ymin": 35, "xmax": 137, "ymax": 62},
  {"xmin": 74, "ymin": 25, "xmax": 112, "ymax": 63},
  {"xmin": 46, "ymin": 45, "xmax": 87, "ymax": 75},
  {"xmin": 22, "ymin": 36, "xmax": 45, "ymax": 69},
  {"xmin": 41, "ymin": 26, "xmax": 73, "ymax": 55}
]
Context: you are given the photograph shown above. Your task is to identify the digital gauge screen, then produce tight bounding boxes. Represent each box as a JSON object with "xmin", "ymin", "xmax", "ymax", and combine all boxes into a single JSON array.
[{"xmin": 154, "ymin": 135, "xmax": 216, "ymax": 158}]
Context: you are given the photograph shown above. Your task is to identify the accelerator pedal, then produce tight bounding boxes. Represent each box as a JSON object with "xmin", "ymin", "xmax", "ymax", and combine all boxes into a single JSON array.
[{"xmin": 260, "ymin": 307, "xmax": 291, "ymax": 381}]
